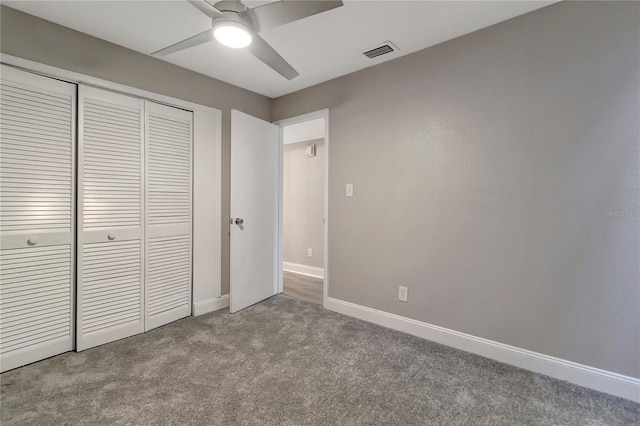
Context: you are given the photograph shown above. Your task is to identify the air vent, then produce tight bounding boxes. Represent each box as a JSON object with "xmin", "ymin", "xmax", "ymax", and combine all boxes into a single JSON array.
[{"xmin": 362, "ymin": 42, "xmax": 399, "ymax": 59}]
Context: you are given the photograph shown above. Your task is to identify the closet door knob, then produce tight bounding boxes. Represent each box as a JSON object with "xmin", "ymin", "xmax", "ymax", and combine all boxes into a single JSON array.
[
  {"xmin": 107, "ymin": 232, "xmax": 116, "ymax": 241},
  {"xmin": 235, "ymin": 218, "xmax": 244, "ymax": 225},
  {"xmin": 27, "ymin": 236, "xmax": 39, "ymax": 246}
]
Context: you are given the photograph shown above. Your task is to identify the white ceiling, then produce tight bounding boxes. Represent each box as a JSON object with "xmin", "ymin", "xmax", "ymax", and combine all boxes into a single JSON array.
[{"xmin": 4, "ymin": 1, "xmax": 556, "ymax": 98}]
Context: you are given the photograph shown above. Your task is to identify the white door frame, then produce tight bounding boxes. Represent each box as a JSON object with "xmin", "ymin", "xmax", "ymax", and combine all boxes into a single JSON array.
[
  {"xmin": 0, "ymin": 53, "xmax": 224, "ymax": 317},
  {"xmin": 273, "ymin": 109, "xmax": 330, "ymax": 307}
]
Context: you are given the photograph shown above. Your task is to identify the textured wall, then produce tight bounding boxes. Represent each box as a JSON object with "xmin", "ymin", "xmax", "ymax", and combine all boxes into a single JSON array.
[
  {"xmin": 283, "ymin": 139, "xmax": 325, "ymax": 268},
  {"xmin": 273, "ymin": 1, "xmax": 640, "ymax": 377},
  {"xmin": 0, "ymin": 5, "xmax": 271, "ymax": 295}
]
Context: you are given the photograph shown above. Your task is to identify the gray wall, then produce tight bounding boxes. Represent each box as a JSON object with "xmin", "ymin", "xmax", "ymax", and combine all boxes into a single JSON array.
[
  {"xmin": 283, "ymin": 139, "xmax": 324, "ymax": 268},
  {"xmin": 0, "ymin": 5, "xmax": 271, "ymax": 295},
  {"xmin": 273, "ymin": 1, "xmax": 640, "ymax": 378}
]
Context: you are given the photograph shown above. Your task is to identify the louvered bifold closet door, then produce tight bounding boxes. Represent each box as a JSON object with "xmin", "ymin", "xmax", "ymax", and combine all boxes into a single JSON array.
[
  {"xmin": 77, "ymin": 86, "xmax": 144, "ymax": 351},
  {"xmin": 0, "ymin": 65, "xmax": 76, "ymax": 372},
  {"xmin": 144, "ymin": 101, "xmax": 192, "ymax": 331}
]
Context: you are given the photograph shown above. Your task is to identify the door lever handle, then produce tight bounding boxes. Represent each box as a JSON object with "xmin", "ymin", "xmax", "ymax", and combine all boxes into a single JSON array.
[{"xmin": 235, "ymin": 218, "xmax": 244, "ymax": 225}]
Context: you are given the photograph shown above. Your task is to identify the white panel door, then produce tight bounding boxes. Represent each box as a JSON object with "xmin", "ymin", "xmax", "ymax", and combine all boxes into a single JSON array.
[
  {"xmin": 0, "ymin": 65, "xmax": 76, "ymax": 371},
  {"xmin": 230, "ymin": 110, "xmax": 280, "ymax": 313},
  {"xmin": 144, "ymin": 101, "xmax": 192, "ymax": 331},
  {"xmin": 77, "ymin": 85, "xmax": 144, "ymax": 351}
]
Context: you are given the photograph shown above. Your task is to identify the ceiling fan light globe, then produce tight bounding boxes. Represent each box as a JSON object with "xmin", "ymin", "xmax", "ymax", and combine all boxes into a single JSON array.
[{"xmin": 213, "ymin": 22, "xmax": 252, "ymax": 48}]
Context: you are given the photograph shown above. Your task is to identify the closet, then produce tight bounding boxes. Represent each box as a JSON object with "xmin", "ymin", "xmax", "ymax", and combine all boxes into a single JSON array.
[
  {"xmin": 0, "ymin": 66, "xmax": 194, "ymax": 368},
  {"xmin": 143, "ymin": 102, "xmax": 192, "ymax": 331},
  {"xmin": 0, "ymin": 65, "xmax": 76, "ymax": 371},
  {"xmin": 76, "ymin": 87, "xmax": 145, "ymax": 350},
  {"xmin": 77, "ymin": 86, "xmax": 193, "ymax": 350}
]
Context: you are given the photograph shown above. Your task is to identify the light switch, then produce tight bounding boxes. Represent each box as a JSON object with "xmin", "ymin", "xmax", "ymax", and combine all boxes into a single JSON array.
[
  {"xmin": 398, "ymin": 286, "xmax": 408, "ymax": 303},
  {"xmin": 346, "ymin": 183, "xmax": 354, "ymax": 197}
]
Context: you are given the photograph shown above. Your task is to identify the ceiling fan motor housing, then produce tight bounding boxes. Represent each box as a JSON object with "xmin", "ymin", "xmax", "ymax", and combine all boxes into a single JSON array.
[
  {"xmin": 214, "ymin": 1, "xmax": 247, "ymax": 14},
  {"xmin": 212, "ymin": 0, "xmax": 256, "ymax": 29}
]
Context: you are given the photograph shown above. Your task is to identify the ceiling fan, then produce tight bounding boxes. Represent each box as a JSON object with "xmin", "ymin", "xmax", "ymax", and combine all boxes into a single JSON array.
[{"xmin": 152, "ymin": 0, "xmax": 344, "ymax": 80}]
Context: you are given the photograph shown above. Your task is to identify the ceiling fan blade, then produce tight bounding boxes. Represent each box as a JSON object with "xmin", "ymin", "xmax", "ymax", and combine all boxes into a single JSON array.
[
  {"xmin": 187, "ymin": 0, "xmax": 224, "ymax": 18},
  {"xmin": 248, "ymin": 34, "xmax": 299, "ymax": 80},
  {"xmin": 240, "ymin": 0, "xmax": 343, "ymax": 32},
  {"xmin": 152, "ymin": 29, "xmax": 213, "ymax": 56}
]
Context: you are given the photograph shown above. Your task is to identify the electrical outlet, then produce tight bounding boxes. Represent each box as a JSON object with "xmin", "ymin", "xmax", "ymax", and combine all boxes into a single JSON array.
[
  {"xmin": 398, "ymin": 286, "xmax": 408, "ymax": 303},
  {"xmin": 307, "ymin": 248, "xmax": 313, "ymax": 257}
]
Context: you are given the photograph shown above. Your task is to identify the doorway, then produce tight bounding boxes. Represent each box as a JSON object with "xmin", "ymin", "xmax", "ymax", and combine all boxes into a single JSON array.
[{"xmin": 276, "ymin": 111, "xmax": 328, "ymax": 306}]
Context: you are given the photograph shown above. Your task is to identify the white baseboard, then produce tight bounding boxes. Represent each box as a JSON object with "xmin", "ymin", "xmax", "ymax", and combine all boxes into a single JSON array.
[
  {"xmin": 193, "ymin": 295, "xmax": 229, "ymax": 316},
  {"xmin": 283, "ymin": 261, "xmax": 324, "ymax": 279},
  {"xmin": 325, "ymin": 297, "xmax": 640, "ymax": 403}
]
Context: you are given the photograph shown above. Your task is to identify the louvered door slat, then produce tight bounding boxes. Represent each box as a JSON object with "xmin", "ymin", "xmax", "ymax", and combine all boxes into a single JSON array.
[
  {"xmin": 82, "ymin": 98, "xmax": 141, "ymax": 229},
  {"xmin": 77, "ymin": 86, "xmax": 144, "ymax": 351},
  {"xmin": 81, "ymin": 241, "xmax": 141, "ymax": 326},
  {"xmin": 0, "ymin": 65, "xmax": 75, "ymax": 372},
  {"xmin": 144, "ymin": 101, "xmax": 192, "ymax": 331},
  {"xmin": 1, "ymin": 91, "xmax": 72, "ymax": 231},
  {"xmin": 1, "ymin": 95, "xmax": 71, "ymax": 115}
]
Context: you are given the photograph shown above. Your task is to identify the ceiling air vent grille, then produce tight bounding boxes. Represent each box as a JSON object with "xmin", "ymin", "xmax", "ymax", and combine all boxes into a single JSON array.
[{"xmin": 363, "ymin": 42, "xmax": 398, "ymax": 59}]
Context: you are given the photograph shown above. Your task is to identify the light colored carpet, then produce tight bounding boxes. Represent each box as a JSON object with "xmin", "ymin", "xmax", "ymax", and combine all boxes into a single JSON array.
[
  {"xmin": 283, "ymin": 270, "xmax": 323, "ymax": 305},
  {"xmin": 1, "ymin": 295, "xmax": 639, "ymax": 425}
]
